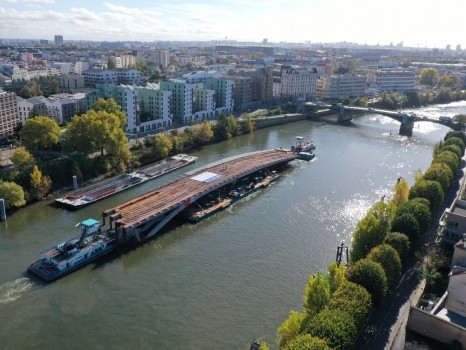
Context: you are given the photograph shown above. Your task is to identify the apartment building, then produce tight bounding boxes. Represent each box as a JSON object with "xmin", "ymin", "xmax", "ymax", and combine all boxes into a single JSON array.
[
  {"xmin": 318, "ymin": 74, "xmax": 367, "ymax": 99},
  {"xmin": 0, "ymin": 91, "xmax": 20, "ymax": 142},
  {"xmin": 136, "ymin": 50, "xmax": 169, "ymax": 68},
  {"xmin": 17, "ymin": 97, "xmax": 47, "ymax": 124},
  {"xmin": 375, "ymin": 69, "xmax": 417, "ymax": 92},
  {"xmin": 87, "ymin": 83, "xmax": 172, "ymax": 134},
  {"xmin": 275, "ymin": 66, "xmax": 318, "ymax": 100},
  {"xmin": 57, "ymin": 73, "xmax": 85, "ymax": 93},
  {"xmin": 82, "ymin": 69, "xmax": 142, "ymax": 87}
]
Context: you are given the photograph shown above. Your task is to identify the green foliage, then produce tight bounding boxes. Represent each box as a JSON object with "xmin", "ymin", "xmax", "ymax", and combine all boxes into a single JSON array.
[
  {"xmin": 424, "ymin": 162, "xmax": 453, "ymax": 193},
  {"xmin": 416, "ymin": 246, "xmax": 450, "ymax": 296},
  {"xmin": 445, "ymin": 130, "xmax": 466, "ymax": 144},
  {"xmin": 437, "ymin": 75, "xmax": 462, "ymax": 89},
  {"xmin": 20, "ymin": 116, "xmax": 61, "ymax": 150},
  {"xmin": 192, "ymin": 122, "xmax": 214, "ymax": 145},
  {"xmin": 391, "ymin": 213, "xmax": 420, "ymax": 244},
  {"xmin": 0, "ymin": 180, "xmax": 26, "ymax": 209},
  {"xmin": 396, "ymin": 200, "xmax": 431, "ymax": 234},
  {"xmin": 346, "ymin": 259, "xmax": 388, "ymax": 306},
  {"xmin": 433, "ymin": 150, "xmax": 460, "ymax": 173},
  {"xmin": 283, "ymin": 334, "xmax": 331, "ymax": 350},
  {"xmin": 66, "ymin": 110, "xmax": 128, "ymax": 157},
  {"xmin": 19, "ymin": 80, "xmax": 43, "ymax": 98},
  {"xmin": 242, "ymin": 116, "xmax": 256, "ymax": 133},
  {"xmin": 392, "ymin": 177, "xmax": 409, "ymax": 206},
  {"xmin": 411, "ymin": 197, "xmax": 430, "ymax": 209},
  {"xmin": 328, "ymin": 281, "xmax": 372, "ymax": 330},
  {"xmin": 107, "ymin": 58, "xmax": 116, "ymax": 69},
  {"xmin": 374, "ymin": 91, "xmax": 407, "ymax": 110},
  {"xmin": 29, "ymin": 165, "xmax": 52, "ymax": 200},
  {"xmin": 215, "ymin": 114, "xmax": 239, "ymax": 140},
  {"xmin": 259, "ymin": 342, "xmax": 270, "ymax": 350},
  {"xmin": 303, "ymin": 272, "xmax": 330, "ymax": 319},
  {"xmin": 441, "ymin": 144, "xmax": 462, "ymax": 160},
  {"xmin": 10, "ymin": 148, "xmax": 34, "ymax": 167},
  {"xmin": 409, "ymin": 179, "xmax": 444, "ymax": 212},
  {"xmin": 432, "ymin": 141, "xmax": 444, "ymax": 158},
  {"xmin": 326, "ymin": 262, "xmax": 346, "ymax": 295},
  {"xmin": 384, "ymin": 232, "xmax": 411, "ymax": 261},
  {"xmin": 367, "ymin": 244, "xmax": 402, "ymax": 287},
  {"xmin": 90, "ymin": 98, "xmax": 126, "ymax": 128},
  {"xmin": 443, "ymin": 137, "xmax": 465, "ymax": 156},
  {"xmin": 350, "ymin": 202, "xmax": 391, "ymax": 263},
  {"xmin": 405, "ymin": 91, "xmax": 421, "ymax": 107},
  {"xmin": 304, "ymin": 309, "xmax": 357, "ymax": 350},
  {"xmin": 277, "ymin": 310, "xmax": 306, "ymax": 349},
  {"xmin": 149, "ymin": 134, "xmax": 173, "ymax": 160},
  {"xmin": 419, "ymin": 68, "xmax": 439, "ymax": 86}
]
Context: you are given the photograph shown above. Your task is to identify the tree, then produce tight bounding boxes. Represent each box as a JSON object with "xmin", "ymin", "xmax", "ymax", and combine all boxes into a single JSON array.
[
  {"xmin": 423, "ymin": 163, "xmax": 452, "ymax": 194},
  {"xmin": 215, "ymin": 114, "xmax": 238, "ymax": 140},
  {"xmin": 11, "ymin": 148, "xmax": 34, "ymax": 167},
  {"xmin": 192, "ymin": 122, "xmax": 214, "ymax": 145},
  {"xmin": 90, "ymin": 98, "xmax": 126, "ymax": 127},
  {"xmin": 396, "ymin": 200, "xmax": 431, "ymax": 235},
  {"xmin": 441, "ymin": 144, "xmax": 462, "ymax": 160},
  {"xmin": 367, "ymin": 244, "xmax": 402, "ymax": 287},
  {"xmin": 277, "ymin": 310, "xmax": 306, "ymax": 349},
  {"xmin": 151, "ymin": 134, "xmax": 173, "ymax": 159},
  {"xmin": 328, "ymin": 281, "xmax": 372, "ymax": 330},
  {"xmin": 325, "ymin": 262, "xmax": 346, "ymax": 295},
  {"xmin": 433, "ymin": 150, "xmax": 460, "ymax": 174},
  {"xmin": 432, "ymin": 140, "xmax": 444, "ymax": 158},
  {"xmin": 66, "ymin": 110, "xmax": 128, "ymax": 156},
  {"xmin": 20, "ymin": 116, "xmax": 61, "ymax": 150},
  {"xmin": 346, "ymin": 259, "xmax": 387, "ymax": 306},
  {"xmin": 350, "ymin": 204, "xmax": 391, "ymax": 263},
  {"xmin": 384, "ymin": 232, "xmax": 411, "ymax": 262},
  {"xmin": 19, "ymin": 80, "xmax": 43, "ymax": 98},
  {"xmin": 416, "ymin": 246, "xmax": 450, "ymax": 294},
  {"xmin": 391, "ymin": 213, "xmax": 420, "ymax": 244},
  {"xmin": 419, "ymin": 68, "xmax": 438, "ymax": 86},
  {"xmin": 303, "ymin": 272, "xmax": 330, "ymax": 319},
  {"xmin": 443, "ymin": 137, "xmax": 465, "ymax": 156},
  {"xmin": 29, "ymin": 165, "xmax": 52, "ymax": 200},
  {"xmin": 304, "ymin": 309, "xmax": 357, "ymax": 350},
  {"xmin": 0, "ymin": 181, "xmax": 26, "ymax": 209},
  {"xmin": 445, "ymin": 130, "xmax": 466, "ymax": 144},
  {"xmin": 405, "ymin": 91, "xmax": 421, "ymax": 107},
  {"xmin": 242, "ymin": 115, "xmax": 256, "ymax": 133},
  {"xmin": 409, "ymin": 179, "xmax": 444, "ymax": 212},
  {"xmin": 392, "ymin": 177, "xmax": 409, "ymax": 206},
  {"xmin": 437, "ymin": 75, "xmax": 461, "ymax": 89},
  {"xmin": 283, "ymin": 334, "xmax": 331, "ymax": 350},
  {"xmin": 107, "ymin": 57, "xmax": 116, "ymax": 69}
]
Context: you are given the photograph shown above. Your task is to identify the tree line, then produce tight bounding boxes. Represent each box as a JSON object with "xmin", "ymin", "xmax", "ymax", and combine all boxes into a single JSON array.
[
  {"xmin": 273, "ymin": 130, "xmax": 465, "ymax": 349},
  {"xmin": 0, "ymin": 98, "xmax": 256, "ymax": 210}
]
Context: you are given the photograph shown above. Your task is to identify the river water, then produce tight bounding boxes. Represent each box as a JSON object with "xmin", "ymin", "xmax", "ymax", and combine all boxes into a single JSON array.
[{"xmin": 1, "ymin": 102, "xmax": 465, "ymax": 349}]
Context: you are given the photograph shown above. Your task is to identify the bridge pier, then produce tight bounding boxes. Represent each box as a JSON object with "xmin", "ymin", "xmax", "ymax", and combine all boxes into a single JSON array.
[
  {"xmin": 399, "ymin": 116, "xmax": 414, "ymax": 136},
  {"xmin": 338, "ymin": 105, "xmax": 352, "ymax": 122}
]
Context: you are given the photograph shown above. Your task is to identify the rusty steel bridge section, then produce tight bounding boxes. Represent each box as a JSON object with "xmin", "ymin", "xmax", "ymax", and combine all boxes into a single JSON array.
[{"xmin": 102, "ymin": 149, "xmax": 298, "ymax": 243}]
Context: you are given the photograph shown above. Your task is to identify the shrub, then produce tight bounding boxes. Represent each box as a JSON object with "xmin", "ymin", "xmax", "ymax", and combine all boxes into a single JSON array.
[
  {"xmin": 391, "ymin": 213, "xmax": 420, "ymax": 244},
  {"xmin": 384, "ymin": 232, "xmax": 411, "ymax": 261},
  {"xmin": 346, "ymin": 259, "xmax": 388, "ymax": 306},
  {"xmin": 423, "ymin": 163, "xmax": 452, "ymax": 194},
  {"xmin": 445, "ymin": 130, "xmax": 466, "ymax": 144},
  {"xmin": 433, "ymin": 150, "xmax": 460, "ymax": 173},
  {"xmin": 328, "ymin": 281, "xmax": 372, "ymax": 330},
  {"xmin": 367, "ymin": 244, "xmax": 402, "ymax": 287},
  {"xmin": 303, "ymin": 272, "xmax": 330, "ymax": 319},
  {"xmin": 396, "ymin": 200, "xmax": 431, "ymax": 234},
  {"xmin": 304, "ymin": 309, "xmax": 357, "ymax": 350},
  {"xmin": 443, "ymin": 137, "xmax": 465, "ymax": 155},
  {"xmin": 283, "ymin": 334, "xmax": 331, "ymax": 350},
  {"xmin": 441, "ymin": 144, "xmax": 462, "ymax": 159},
  {"xmin": 277, "ymin": 310, "xmax": 306, "ymax": 349},
  {"xmin": 409, "ymin": 179, "xmax": 444, "ymax": 212}
]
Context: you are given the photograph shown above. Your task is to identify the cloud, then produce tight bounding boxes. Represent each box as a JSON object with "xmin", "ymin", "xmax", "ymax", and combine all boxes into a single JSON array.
[{"xmin": 71, "ymin": 7, "xmax": 101, "ymax": 21}]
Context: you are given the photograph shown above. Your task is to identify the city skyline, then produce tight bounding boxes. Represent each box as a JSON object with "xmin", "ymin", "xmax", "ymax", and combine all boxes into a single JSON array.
[{"xmin": 0, "ymin": 0, "xmax": 464, "ymax": 49}]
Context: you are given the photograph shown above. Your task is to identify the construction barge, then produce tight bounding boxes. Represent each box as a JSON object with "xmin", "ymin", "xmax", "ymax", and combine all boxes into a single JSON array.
[
  {"xmin": 55, "ymin": 154, "xmax": 197, "ymax": 209},
  {"xmin": 28, "ymin": 149, "xmax": 299, "ymax": 281}
]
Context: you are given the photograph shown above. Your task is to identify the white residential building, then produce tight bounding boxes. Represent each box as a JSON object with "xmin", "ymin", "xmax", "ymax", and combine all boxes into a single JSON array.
[
  {"xmin": 17, "ymin": 97, "xmax": 47, "ymax": 124},
  {"xmin": 275, "ymin": 65, "xmax": 318, "ymax": 100},
  {"xmin": 82, "ymin": 69, "xmax": 142, "ymax": 87},
  {"xmin": 136, "ymin": 50, "xmax": 169, "ymax": 68},
  {"xmin": 49, "ymin": 62, "xmax": 74, "ymax": 75},
  {"xmin": 375, "ymin": 69, "xmax": 417, "ymax": 92},
  {"xmin": 0, "ymin": 91, "xmax": 20, "ymax": 141},
  {"xmin": 74, "ymin": 62, "xmax": 90, "ymax": 74},
  {"xmin": 318, "ymin": 74, "xmax": 367, "ymax": 99}
]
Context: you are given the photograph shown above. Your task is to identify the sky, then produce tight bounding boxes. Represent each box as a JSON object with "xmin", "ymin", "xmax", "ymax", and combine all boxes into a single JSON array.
[{"xmin": 0, "ymin": 0, "xmax": 465, "ymax": 48}]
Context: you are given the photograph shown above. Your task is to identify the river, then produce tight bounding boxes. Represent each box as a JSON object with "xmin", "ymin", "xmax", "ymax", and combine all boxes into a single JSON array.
[{"xmin": 1, "ymin": 102, "xmax": 465, "ymax": 349}]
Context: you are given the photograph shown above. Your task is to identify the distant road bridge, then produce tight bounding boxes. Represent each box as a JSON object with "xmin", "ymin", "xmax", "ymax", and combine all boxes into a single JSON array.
[
  {"xmin": 101, "ymin": 149, "xmax": 297, "ymax": 243},
  {"xmin": 306, "ymin": 103, "xmax": 464, "ymax": 136}
]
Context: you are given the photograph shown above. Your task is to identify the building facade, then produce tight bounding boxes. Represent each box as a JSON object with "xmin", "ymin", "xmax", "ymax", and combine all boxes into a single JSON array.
[
  {"xmin": 82, "ymin": 69, "xmax": 142, "ymax": 87},
  {"xmin": 0, "ymin": 91, "xmax": 19, "ymax": 142},
  {"xmin": 54, "ymin": 35, "xmax": 63, "ymax": 46},
  {"xmin": 57, "ymin": 73, "xmax": 85, "ymax": 93},
  {"xmin": 318, "ymin": 74, "xmax": 367, "ymax": 99},
  {"xmin": 375, "ymin": 69, "xmax": 417, "ymax": 92},
  {"xmin": 276, "ymin": 66, "xmax": 318, "ymax": 100}
]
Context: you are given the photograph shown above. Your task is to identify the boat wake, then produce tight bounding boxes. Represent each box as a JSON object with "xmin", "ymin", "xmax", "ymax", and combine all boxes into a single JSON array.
[{"xmin": 0, "ymin": 278, "xmax": 33, "ymax": 305}]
